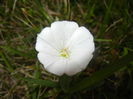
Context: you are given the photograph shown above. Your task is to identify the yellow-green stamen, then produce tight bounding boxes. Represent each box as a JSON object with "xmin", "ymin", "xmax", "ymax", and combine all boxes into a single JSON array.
[{"xmin": 60, "ymin": 48, "xmax": 69, "ymax": 58}]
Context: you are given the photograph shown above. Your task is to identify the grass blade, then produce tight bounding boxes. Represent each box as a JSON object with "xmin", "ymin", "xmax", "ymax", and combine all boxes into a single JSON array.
[
  {"xmin": 22, "ymin": 78, "xmax": 58, "ymax": 88},
  {"xmin": 0, "ymin": 51, "xmax": 14, "ymax": 72}
]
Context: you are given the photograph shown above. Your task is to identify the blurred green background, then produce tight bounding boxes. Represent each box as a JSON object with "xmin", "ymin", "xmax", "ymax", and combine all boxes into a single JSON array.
[{"xmin": 0, "ymin": 0, "xmax": 133, "ymax": 99}]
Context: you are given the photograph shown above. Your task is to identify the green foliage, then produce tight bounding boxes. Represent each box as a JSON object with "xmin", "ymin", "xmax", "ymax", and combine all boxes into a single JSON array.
[
  {"xmin": 70, "ymin": 53, "xmax": 133, "ymax": 93},
  {"xmin": 0, "ymin": 0, "xmax": 132, "ymax": 99},
  {"xmin": 22, "ymin": 78, "xmax": 58, "ymax": 88}
]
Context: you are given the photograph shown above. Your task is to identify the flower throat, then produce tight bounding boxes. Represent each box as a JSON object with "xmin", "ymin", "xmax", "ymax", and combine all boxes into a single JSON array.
[{"xmin": 59, "ymin": 48, "xmax": 69, "ymax": 58}]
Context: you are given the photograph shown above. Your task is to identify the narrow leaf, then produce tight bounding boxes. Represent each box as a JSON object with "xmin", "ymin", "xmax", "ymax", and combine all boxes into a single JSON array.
[
  {"xmin": 22, "ymin": 78, "xmax": 58, "ymax": 88},
  {"xmin": 70, "ymin": 53, "xmax": 133, "ymax": 93}
]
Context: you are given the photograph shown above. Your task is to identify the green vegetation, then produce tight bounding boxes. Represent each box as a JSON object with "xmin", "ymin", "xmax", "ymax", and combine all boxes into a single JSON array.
[{"xmin": 0, "ymin": 0, "xmax": 133, "ymax": 99}]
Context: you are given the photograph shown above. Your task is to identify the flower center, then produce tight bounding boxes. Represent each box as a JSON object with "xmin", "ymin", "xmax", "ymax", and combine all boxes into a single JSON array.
[{"xmin": 59, "ymin": 48, "xmax": 69, "ymax": 58}]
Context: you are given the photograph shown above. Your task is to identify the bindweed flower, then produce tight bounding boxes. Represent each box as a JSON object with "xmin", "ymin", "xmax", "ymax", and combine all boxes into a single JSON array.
[{"xmin": 35, "ymin": 21, "xmax": 95, "ymax": 76}]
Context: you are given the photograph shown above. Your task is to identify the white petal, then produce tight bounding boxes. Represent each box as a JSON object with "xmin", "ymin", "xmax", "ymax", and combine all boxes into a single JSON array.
[
  {"xmin": 46, "ymin": 59, "xmax": 67, "ymax": 76},
  {"xmin": 64, "ymin": 27, "xmax": 95, "ymax": 75},
  {"xmin": 66, "ymin": 42, "xmax": 94, "ymax": 75},
  {"xmin": 37, "ymin": 52, "xmax": 59, "ymax": 68},
  {"xmin": 35, "ymin": 36, "xmax": 57, "ymax": 52},
  {"xmin": 36, "ymin": 27, "xmax": 60, "ymax": 51},
  {"xmin": 65, "ymin": 54, "xmax": 93, "ymax": 76},
  {"xmin": 51, "ymin": 21, "xmax": 79, "ymax": 49},
  {"xmin": 66, "ymin": 26, "xmax": 95, "ymax": 53}
]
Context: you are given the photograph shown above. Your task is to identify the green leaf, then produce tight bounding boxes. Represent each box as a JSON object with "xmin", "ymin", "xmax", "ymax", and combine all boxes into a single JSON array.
[
  {"xmin": 33, "ymin": 63, "xmax": 41, "ymax": 79},
  {"xmin": 94, "ymin": 39, "xmax": 112, "ymax": 42},
  {"xmin": 70, "ymin": 53, "xmax": 133, "ymax": 93},
  {"xmin": 0, "ymin": 51, "xmax": 14, "ymax": 72},
  {"xmin": 22, "ymin": 78, "xmax": 58, "ymax": 88},
  {"xmin": 1, "ymin": 46, "xmax": 35, "ymax": 58}
]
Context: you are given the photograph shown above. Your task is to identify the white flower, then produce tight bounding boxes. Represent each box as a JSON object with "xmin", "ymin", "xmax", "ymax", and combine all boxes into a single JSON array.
[{"xmin": 35, "ymin": 21, "xmax": 95, "ymax": 76}]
